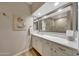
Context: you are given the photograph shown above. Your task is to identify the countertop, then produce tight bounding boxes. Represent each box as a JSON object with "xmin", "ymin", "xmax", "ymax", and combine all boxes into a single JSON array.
[{"xmin": 31, "ymin": 32, "xmax": 78, "ymax": 50}]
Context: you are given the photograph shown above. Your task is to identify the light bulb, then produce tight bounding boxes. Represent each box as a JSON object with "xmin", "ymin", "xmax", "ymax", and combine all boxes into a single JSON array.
[{"xmin": 54, "ymin": 2, "xmax": 59, "ymax": 6}]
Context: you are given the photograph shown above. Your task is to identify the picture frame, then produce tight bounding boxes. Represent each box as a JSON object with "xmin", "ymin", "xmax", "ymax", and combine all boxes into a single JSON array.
[{"xmin": 13, "ymin": 16, "xmax": 26, "ymax": 31}]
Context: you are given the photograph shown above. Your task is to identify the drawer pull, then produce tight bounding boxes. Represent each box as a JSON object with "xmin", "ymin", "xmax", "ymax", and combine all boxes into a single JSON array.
[
  {"xmin": 54, "ymin": 50, "xmax": 57, "ymax": 53},
  {"xmin": 47, "ymin": 42, "xmax": 50, "ymax": 44},
  {"xmin": 77, "ymin": 53, "xmax": 79, "ymax": 55},
  {"xmin": 58, "ymin": 47, "xmax": 65, "ymax": 51},
  {"xmin": 50, "ymin": 48, "xmax": 53, "ymax": 50}
]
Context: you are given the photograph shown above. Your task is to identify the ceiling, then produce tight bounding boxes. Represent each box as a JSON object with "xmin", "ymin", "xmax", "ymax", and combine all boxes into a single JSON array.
[
  {"xmin": 0, "ymin": 2, "xmax": 45, "ymax": 14},
  {"xmin": 26, "ymin": 2, "xmax": 32, "ymax": 5},
  {"xmin": 0, "ymin": 2, "xmax": 32, "ymax": 16},
  {"xmin": 31, "ymin": 2, "xmax": 45, "ymax": 13},
  {"xmin": 20, "ymin": 2, "xmax": 45, "ymax": 14}
]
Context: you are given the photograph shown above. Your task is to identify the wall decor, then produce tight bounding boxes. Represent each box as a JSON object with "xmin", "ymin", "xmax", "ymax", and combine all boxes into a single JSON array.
[{"xmin": 13, "ymin": 16, "xmax": 26, "ymax": 31}]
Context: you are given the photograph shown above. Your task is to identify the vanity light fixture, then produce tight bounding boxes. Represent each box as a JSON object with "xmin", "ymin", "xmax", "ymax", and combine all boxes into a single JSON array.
[
  {"xmin": 58, "ymin": 9, "xmax": 62, "ymax": 12},
  {"xmin": 54, "ymin": 2, "xmax": 60, "ymax": 6},
  {"xmin": 43, "ymin": 16, "xmax": 47, "ymax": 19},
  {"xmin": 38, "ymin": 13, "xmax": 41, "ymax": 16}
]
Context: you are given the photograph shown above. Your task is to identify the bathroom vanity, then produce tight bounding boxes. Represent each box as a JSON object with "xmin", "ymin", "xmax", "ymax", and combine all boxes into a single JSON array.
[
  {"xmin": 31, "ymin": 32, "xmax": 78, "ymax": 56},
  {"xmin": 31, "ymin": 2, "xmax": 78, "ymax": 56}
]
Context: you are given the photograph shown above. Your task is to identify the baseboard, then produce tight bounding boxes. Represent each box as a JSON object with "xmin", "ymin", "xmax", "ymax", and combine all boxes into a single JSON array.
[
  {"xmin": 0, "ymin": 52, "xmax": 11, "ymax": 56},
  {"xmin": 13, "ymin": 47, "xmax": 32, "ymax": 56}
]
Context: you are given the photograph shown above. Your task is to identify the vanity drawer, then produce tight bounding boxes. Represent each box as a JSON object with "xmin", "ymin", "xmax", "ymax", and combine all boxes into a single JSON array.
[
  {"xmin": 48, "ymin": 41, "xmax": 65, "ymax": 56},
  {"xmin": 72, "ymin": 50, "xmax": 78, "ymax": 56},
  {"xmin": 50, "ymin": 41, "xmax": 75, "ymax": 56},
  {"xmin": 43, "ymin": 40, "xmax": 67, "ymax": 56},
  {"xmin": 46, "ymin": 41, "xmax": 78, "ymax": 56},
  {"xmin": 50, "ymin": 47, "xmax": 67, "ymax": 56}
]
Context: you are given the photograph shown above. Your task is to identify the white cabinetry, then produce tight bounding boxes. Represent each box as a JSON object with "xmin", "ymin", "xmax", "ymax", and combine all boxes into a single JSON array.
[
  {"xmin": 42, "ymin": 39, "xmax": 52, "ymax": 56},
  {"xmin": 50, "ymin": 41, "xmax": 73, "ymax": 56},
  {"xmin": 32, "ymin": 35, "xmax": 43, "ymax": 55},
  {"xmin": 36, "ymin": 37, "xmax": 43, "ymax": 55},
  {"xmin": 32, "ymin": 35, "xmax": 37, "ymax": 49},
  {"xmin": 32, "ymin": 35, "xmax": 78, "ymax": 56}
]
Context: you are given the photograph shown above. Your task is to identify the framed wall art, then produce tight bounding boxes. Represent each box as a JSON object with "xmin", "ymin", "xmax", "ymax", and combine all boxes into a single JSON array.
[{"xmin": 13, "ymin": 16, "xmax": 26, "ymax": 31}]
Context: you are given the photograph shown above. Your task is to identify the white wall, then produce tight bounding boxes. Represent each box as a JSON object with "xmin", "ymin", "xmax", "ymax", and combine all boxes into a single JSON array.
[
  {"xmin": 78, "ymin": 2, "xmax": 79, "ymax": 49},
  {"xmin": 0, "ymin": 3, "xmax": 33, "ymax": 55}
]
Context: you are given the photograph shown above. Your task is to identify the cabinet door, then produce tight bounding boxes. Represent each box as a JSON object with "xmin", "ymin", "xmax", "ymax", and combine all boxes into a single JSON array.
[
  {"xmin": 33, "ymin": 36, "xmax": 39, "ymax": 51},
  {"xmin": 32, "ymin": 35, "xmax": 38, "ymax": 50},
  {"xmin": 49, "ymin": 42, "xmax": 60, "ymax": 56},
  {"xmin": 36, "ymin": 37, "xmax": 43, "ymax": 55},
  {"xmin": 72, "ymin": 50, "xmax": 78, "ymax": 56},
  {"xmin": 42, "ymin": 40, "xmax": 52, "ymax": 56},
  {"xmin": 32, "ymin": 36, "xmax": 43, "ymax": 55},
  {"xmin": 32, "ymin": 36, "xmax": 35, "ymax": 47}
]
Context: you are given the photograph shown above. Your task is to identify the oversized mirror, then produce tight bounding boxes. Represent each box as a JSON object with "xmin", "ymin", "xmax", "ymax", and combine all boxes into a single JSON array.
[
  {"xmin": 39, "ymin": 7, "xmax": 71, "ymax": 33},
  {"xmin": 33, "ymin": 2, "xmax": 78, "ymax": 34}
]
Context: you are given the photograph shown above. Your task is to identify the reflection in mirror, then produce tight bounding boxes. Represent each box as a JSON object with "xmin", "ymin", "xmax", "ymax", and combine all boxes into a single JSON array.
[
  {"xmin": 33, "ymin": 21, "xmax": 39, "ymax": 30},
  {"xmin": 33, "ymin": 2, "xmax": 78, "ymax": 35},
  {"xmin": 39, "ymin": 6, "xmax": 73, "ymax": 33}
]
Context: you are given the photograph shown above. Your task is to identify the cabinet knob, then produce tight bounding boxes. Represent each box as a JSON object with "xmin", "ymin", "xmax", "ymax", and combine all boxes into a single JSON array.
[
  {"xmin": 77, "ymin": 53, "xmax": 79, "ymax": 55},
  {"xmin": 54, "ymin": 50, "xmax": 57, "ymax": 53},
  {"xmin": 58, "ymin": 47, "xmax": 65, "ymax": 51},
  {"xmin": 50, "ymin": 48, "xmax": 53, "ymax": 50},
  {"xmin": 47, "ymin": 42, "xmax": 50, "ymax": 44}
]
